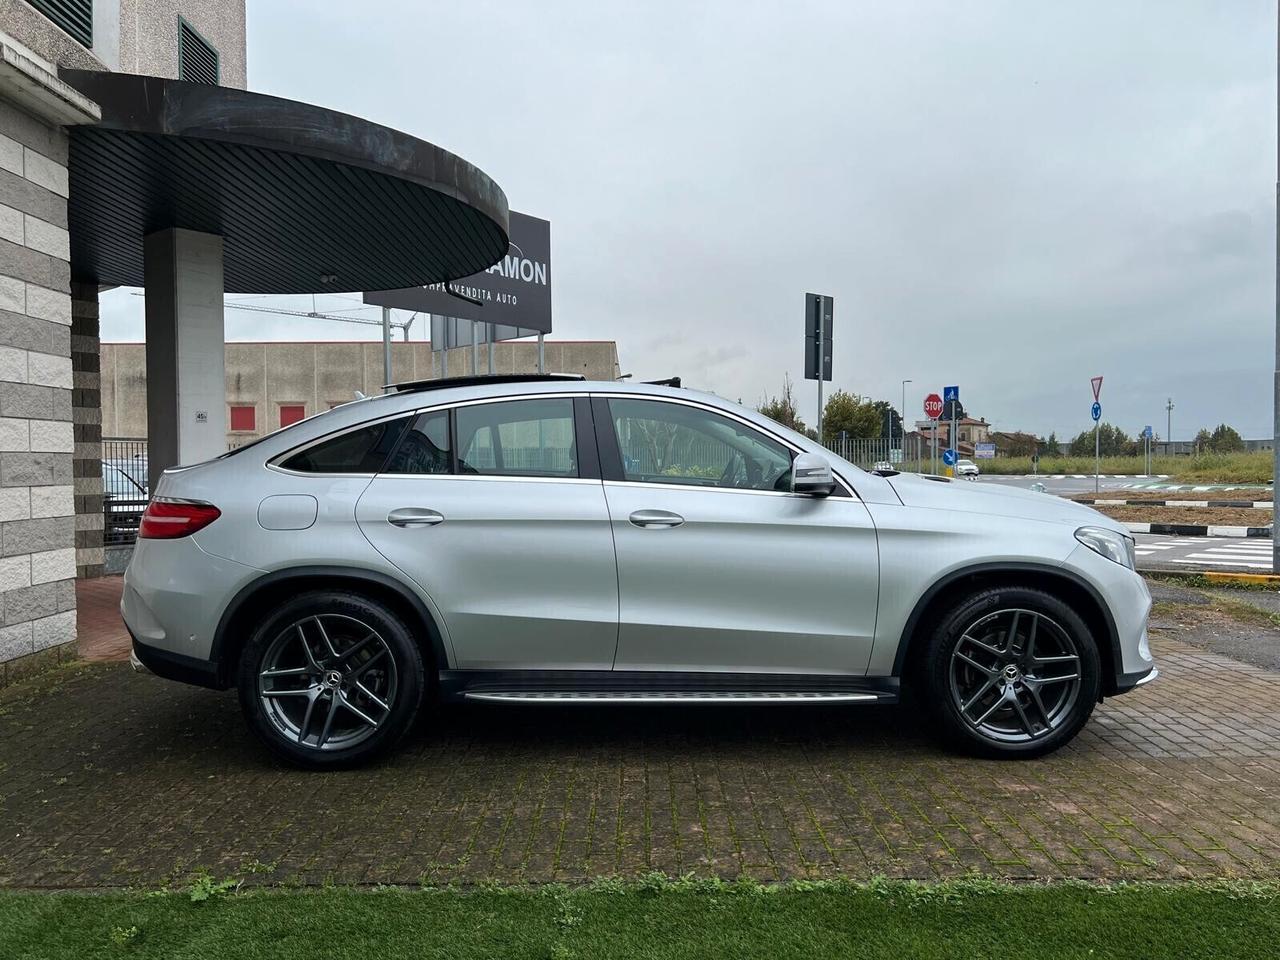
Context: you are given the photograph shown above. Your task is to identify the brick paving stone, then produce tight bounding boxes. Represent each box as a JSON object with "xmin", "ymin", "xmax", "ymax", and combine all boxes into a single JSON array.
[{"xmin": 0, "ymin": 632, "xmax": 1278, "ymax": 888}]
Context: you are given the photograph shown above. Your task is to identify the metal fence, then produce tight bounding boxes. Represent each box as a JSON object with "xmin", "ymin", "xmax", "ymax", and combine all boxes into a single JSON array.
[
  {"xmin": 102, "ymin": 438, "xmax": 148, "ymax": 545},
  {"xmin": 822, "ymin": 436, "xmax": 934, "ymax": 471}
]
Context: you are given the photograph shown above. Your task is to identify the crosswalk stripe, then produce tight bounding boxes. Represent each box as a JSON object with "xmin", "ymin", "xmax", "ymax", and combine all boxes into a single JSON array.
[{"xmin": 1185, "ymin": 553, "xmax": 1273, "ymax": 562}]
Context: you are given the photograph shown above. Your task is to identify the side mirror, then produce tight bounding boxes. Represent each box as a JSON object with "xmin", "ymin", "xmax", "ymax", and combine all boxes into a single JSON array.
[{"xmin": 792, "ymin": 452, "xmax": 835, "ymax": 497}]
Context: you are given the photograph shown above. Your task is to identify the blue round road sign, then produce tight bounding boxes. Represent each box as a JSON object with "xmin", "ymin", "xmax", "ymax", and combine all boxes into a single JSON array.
[
  {"xmin": 943, "ymin": 448, "xmax": 958, "ymax": 466},
  {"xmin": 1091, "ymin": 401, "xmax": 1101, "ymax": 422}
]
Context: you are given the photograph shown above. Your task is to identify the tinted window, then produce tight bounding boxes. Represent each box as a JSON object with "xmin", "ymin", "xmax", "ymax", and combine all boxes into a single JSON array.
[
  {"xmin": 456, "ymin": 399, "xmax": 577, "ymax": 478},
  {"xmin": 608, "ymin": 399, "xmax": 792, "ymax": 491},
  {"xmin": 279, "ymin": 416, "xmax": 410, "ymax": 474},
  {"xmin": 383, "ymin": 410, "xmax": 451, "ymax": 475}
]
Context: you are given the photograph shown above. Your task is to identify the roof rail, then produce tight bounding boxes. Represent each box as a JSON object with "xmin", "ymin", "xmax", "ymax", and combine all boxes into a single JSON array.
[{"xmin": 385, "ymin": 373, "xmax": 587, "ymax": 393}]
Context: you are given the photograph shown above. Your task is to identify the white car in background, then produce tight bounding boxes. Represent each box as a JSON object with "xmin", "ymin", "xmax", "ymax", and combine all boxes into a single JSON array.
[{"xmin": 955, "ymin": 459, "xmax": 980, "ymax": 478}]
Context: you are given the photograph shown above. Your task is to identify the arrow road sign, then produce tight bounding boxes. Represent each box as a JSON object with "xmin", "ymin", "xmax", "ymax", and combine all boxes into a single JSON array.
[
  {"xmin": 1091, "ymin": 376, "xmax": 1103, "ymax": 401},
  {"xmin": 923, "ymin": 393, "xmax": 943, "ymax": 420},
  {"xmin": 943, "ymin": 385, "xmax": 959, "ymax": 404},
  {"xmin": 943, "ymin": 448, "xmax": 958, "ymax": 466},
  {"xmin": 1142, "ymin": 425, "xmax": 1153, "ymax": 439},
  {"xmin": 1091, "ymin": 401, "xmax": 1102, "ymax": 422}
]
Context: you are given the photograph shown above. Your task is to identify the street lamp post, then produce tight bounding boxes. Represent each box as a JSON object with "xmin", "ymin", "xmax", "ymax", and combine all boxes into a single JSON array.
[{"xmin": 901, "ymin": 379, "xmax": 912, "ymax": 472}]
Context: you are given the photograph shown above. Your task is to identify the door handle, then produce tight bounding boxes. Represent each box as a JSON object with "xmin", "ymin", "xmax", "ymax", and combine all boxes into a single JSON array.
[
  {"xmin": 387, "ymin": 507, "xmax": 445, "ymax": 528},
  {"xmin": 629, "ymin": 509, "xmax": 684, "ymax": 529}
]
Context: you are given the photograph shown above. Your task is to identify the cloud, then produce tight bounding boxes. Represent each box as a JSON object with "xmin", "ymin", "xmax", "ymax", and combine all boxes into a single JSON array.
[{"xmin": 100, "ymin": 0, "xmax": 1277, "ymax": 440}]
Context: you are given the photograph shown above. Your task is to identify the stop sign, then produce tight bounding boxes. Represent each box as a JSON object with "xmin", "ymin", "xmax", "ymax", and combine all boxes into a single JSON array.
[{"xmin": 924, "ymin": 393, "xmax": 944, "ymax": 420}]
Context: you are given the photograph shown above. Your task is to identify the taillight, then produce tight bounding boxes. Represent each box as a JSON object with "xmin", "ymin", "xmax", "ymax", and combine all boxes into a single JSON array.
[{"xmin": 138, "ymin": 499, "xmax": 221, "ymax": 539}]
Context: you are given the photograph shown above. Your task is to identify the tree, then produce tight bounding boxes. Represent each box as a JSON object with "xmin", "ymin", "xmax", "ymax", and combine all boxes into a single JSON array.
[
  {"xmin": 870, "ymin": 400, "xmax": 903, "ymax": 440},
  {"xmin": 1193, "ymin": 427, "xmax": 1212, "ymax": 453},
  {"xmin": 1068, "ymin": 423, "xmax": 1134, "ymax": 458},
  {"xmin": 1038, "ymin": 433, "xmax": 1061, "ymax": 457},
  {"xmin": 993, "ymin": 432, "xmax": 1038, "ymax": 457},
  {"xmin": 821, "ymin": 390, "xmax": 881, "ymax": 442},
  {"xmin": 757, "ymin": 375, "xmax": 809, "ymax": 436},
  {"xmin": 1209, "ymin": 423, "xmax": 1245, "ymax": 453}
]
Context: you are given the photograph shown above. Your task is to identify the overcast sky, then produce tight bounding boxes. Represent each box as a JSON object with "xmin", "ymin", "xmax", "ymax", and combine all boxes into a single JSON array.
[{"xmin": 100, "ymin": 0, "xmax": 1276, "ymax": 441}]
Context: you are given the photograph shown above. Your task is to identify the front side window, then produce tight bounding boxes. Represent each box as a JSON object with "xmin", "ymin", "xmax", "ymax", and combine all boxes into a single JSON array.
[
  {"xmin": 456, "ymin": 398, "xmax": 577, "ymax": 478},
  {"xmin": 608, "ymin": 398, "xmax": 792, "ymax": 492},
  {"xmin": 279, "ymin": 416, "xmax": 411, "ymax": 474}
]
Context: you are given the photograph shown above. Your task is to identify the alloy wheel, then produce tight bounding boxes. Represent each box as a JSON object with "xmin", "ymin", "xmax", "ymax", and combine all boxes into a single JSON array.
[
  {"xmin": 948, "ymin": 608, "xmax": 1082, "ymax": 744},
  {"xmin": 258, "ymin": 614, "xmax": 398, "ymax": 751}
]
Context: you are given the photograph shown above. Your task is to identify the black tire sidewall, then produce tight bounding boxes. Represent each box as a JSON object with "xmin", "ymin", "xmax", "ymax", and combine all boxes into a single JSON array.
[
  {"xmin": 236, "ymin": 590, "xmax": 425, "ymax": 768},
  {"xmin": 922, "ymin": 586, "xmax": 1101, "ymax": 759}
]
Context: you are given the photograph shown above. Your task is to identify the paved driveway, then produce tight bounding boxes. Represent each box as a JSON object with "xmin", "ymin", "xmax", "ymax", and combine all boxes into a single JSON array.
[{"xmin": 2, "ymin": 618, "xmax": 1278, "ymax": 889}]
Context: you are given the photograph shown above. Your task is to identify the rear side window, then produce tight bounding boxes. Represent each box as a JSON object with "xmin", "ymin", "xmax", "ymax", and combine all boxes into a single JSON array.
[
  {"xmin": 279, "ymin": 416, "xmax": 411, "ymax": 474},
  {"xmin": 383, "ymin": 410, "xmax": 451, "ymax": 474},
  {"xmin": 456, "ymin": 398, "xmax": 577, "ymax": 478}
]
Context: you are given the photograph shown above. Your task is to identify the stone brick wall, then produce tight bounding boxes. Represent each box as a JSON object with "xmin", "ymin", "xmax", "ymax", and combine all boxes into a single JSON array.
[
  {"xmin": 71, "ymin": 283, "xmax": 103, "ymax": 578},
  {"xmin": 0, "ymin": 98, "xmax": 79, "ymax": 666}
]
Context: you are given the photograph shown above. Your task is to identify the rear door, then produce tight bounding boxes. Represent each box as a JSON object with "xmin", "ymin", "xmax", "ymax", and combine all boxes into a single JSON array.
[{"xmin": 356, "ymin": 395, "xmax": 620, "ymax": 671}]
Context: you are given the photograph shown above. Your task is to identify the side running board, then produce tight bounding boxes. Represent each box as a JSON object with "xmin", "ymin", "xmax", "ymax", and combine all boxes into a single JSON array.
[
  {"xmin": 462, "ymin": 689, "xmax": 888, "ymax": 704},
  {"xmin": 444, "ymin": 671, "xmax": 900, "ymax": 705}
]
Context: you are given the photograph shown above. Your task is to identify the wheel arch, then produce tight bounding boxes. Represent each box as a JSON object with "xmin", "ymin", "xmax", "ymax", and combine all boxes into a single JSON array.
[
  {"xmin": 894, "ymin": 562, "xmax": 1122, "ymax": 697},
  {"xmin": 210, "ymin": 566, "xmax": 448, "ymax": 689}
]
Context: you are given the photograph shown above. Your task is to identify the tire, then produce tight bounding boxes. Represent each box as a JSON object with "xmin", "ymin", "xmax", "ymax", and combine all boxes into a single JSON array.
[
  {"xmin": 237, "ymin": 590, "xmax": 426, "ymax": 769},
  {"xmin": 920, "ymin": 586, "xmax": 1100, "ymax": 759}
]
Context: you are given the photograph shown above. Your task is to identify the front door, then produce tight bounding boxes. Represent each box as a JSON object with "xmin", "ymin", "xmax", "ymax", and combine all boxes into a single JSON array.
[
  {"xmin": 356, "ymin": 396, "xmax": 619, "ymax": 671},
  {"xmin": 597, "ymin": 396, "xmax": 879, "ymax": 675}
]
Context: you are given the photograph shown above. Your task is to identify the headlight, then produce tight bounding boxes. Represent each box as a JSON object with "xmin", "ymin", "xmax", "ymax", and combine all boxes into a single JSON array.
[{"xmin": 1075, "ymin": 525, "xmax": 1136, "ymax": 570}]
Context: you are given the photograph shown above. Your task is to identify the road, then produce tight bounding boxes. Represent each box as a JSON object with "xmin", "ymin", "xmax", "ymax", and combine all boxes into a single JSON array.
[
  {"xmin": 1135, "ymin": 534, "xmax": 1275, "ymax": 572},
  {"xmin": 960, "ymin": 475, "xmax": 1276, "ymax": 572},
  {"xmin": 974, "ymin": 474, "xmax": 1167, "ymax": 495}
]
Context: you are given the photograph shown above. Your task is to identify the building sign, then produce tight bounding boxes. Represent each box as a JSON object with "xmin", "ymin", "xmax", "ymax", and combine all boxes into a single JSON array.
[
  {"xmin": 974, "ymin": 442, "xmax": 996, "ymax": 459},
  {"xmin": 363, "ymin": 210, "xmax": 552, "ymax": 334}
]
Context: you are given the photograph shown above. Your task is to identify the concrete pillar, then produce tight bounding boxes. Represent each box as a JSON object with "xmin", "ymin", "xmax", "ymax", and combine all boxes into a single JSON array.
[
  {"xmin": 70, "ymin": 281, "xmax": 104, "ymax": 578},
  {"xmin": 142, "ymin": 229, "xmax": 225, "ymax": 492}
]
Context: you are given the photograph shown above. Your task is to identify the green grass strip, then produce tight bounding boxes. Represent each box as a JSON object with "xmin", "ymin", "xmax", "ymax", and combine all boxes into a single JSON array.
[{"xmin": 2, "ymin": 876, "xmax": 1278, "ymax": 959}]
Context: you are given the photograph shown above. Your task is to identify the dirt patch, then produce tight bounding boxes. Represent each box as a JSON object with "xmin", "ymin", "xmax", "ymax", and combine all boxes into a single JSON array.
[
  {"xmin": 1150, "ymin": 598, "xmax": 1280, "ymax": 671},
  {"xmin": 1073, "ymin": 490, "xmax": 1270, "ymax": 503},
  {"xmin": 1090, "ymin": 505, "xmax": 1271, "ymax": 526}
]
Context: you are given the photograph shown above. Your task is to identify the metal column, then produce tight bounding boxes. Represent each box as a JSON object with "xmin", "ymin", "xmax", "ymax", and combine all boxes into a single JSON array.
[{"xmin": 381, "ymin": 306, "xmax": 392, "ymax": 389}]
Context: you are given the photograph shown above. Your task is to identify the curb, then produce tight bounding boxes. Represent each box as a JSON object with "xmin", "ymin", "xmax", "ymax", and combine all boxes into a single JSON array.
[
  {"xmin": 1144, "ymin": 570, "xmax": 1280, "ymax": 584},
  {"xmin": 1203, "ymin": 571, "xmax": 1280, "ymax": 584},
  {"xmin": 1078, "ymin": 499, "xmax": 1270, "ymax": 509},
  {"xmin": 1124, "ymin": 522, "xmax": 1273, "ymax": 538},
  {"xmin": 1020, "ymin": 474, "xmax": 1170, "ymax": 480}
]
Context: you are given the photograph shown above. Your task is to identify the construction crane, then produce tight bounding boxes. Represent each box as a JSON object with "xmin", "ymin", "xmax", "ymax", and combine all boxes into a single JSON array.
[{"xmin": 130, "ymin": 292, "xmax": 418, "ymax": 340}]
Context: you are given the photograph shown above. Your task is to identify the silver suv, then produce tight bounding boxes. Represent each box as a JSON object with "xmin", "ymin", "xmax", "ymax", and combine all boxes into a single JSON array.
[{"xmin": 124, "ymin": 375, "xmax": 1155, "ymax": 768}]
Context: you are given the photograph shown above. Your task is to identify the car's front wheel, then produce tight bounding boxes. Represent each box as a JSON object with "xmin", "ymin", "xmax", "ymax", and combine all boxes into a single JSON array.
[
  {"xmin": 921, "ymin": 586, "xmax": 1100, "ymax": 758},
  {"xmin": 237, "ymin": 591, "xmax": 425, "ymax": 768}
]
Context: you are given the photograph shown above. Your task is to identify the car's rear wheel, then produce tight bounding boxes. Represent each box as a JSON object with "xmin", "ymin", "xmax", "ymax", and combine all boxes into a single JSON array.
[
  {"xmin": 921, "ymin": 586, "xmax": 1100, "ymax": 758},
  {"xmin": 237, "ymin": 591, "xmax": 425, "ymax": 768}
]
